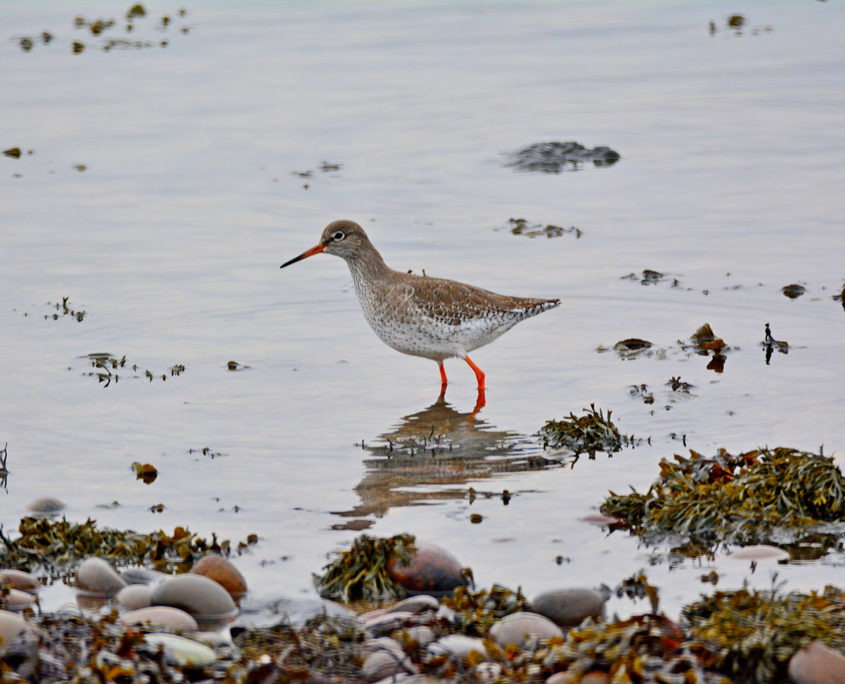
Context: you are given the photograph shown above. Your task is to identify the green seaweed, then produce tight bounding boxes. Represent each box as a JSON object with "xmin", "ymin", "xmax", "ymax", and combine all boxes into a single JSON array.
[
  {"xmin": 683, "ymin": 583, "xmax": 845, "ymax": 683},
  {"xmin": 313, "ymin": 533, "xmax": 416, "ymax": 602},
  {"xmin": 601, "ymin": 447, "xmax": 845, "ymax": 553},
  {"xmin": 540, "ymin": 404, "xmax": 635, "ymax": 457},
  {"xmin": 0, "ymin": 516, "xmax": 258, "ymax": 581}
]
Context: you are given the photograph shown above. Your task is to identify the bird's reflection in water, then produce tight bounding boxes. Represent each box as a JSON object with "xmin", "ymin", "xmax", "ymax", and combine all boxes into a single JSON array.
[{"xmin": 330, "ymin": 393, "xmax": 566, "ymax": 526}]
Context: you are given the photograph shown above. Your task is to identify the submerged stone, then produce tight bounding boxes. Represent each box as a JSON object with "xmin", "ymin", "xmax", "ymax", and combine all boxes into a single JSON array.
[{"xmin": 387, "ymin": 541, "xmax": 467, "ymax": 597}]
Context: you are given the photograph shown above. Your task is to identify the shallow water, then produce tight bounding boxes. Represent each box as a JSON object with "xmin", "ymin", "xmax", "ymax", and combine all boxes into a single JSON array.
[{"xmin": 2, "ymin": 0, "xmax": 845, "ymax": 622}]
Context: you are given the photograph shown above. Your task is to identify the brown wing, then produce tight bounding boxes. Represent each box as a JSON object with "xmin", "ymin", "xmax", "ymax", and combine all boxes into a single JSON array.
[{"xmin": 402, "ymin": 273, "xmax": 558, "ymax": 326}]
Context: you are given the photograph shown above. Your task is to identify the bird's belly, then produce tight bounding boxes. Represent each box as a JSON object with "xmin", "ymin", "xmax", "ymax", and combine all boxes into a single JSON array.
[{"xmin": 362, "ymin": 310, "xmax": 511, "ymax": 361}]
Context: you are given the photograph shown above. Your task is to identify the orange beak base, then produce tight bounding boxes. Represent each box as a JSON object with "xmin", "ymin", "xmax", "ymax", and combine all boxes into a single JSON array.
[{"xmin": 280, "ymin": 243, "xmax": 325, "ymax": 269}]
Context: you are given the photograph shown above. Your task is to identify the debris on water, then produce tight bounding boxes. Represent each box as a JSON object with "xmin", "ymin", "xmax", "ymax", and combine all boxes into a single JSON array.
[
  {"xmin": 763, "ymin": 322, "xmax": 789, "ymax": 365},
  {"xmin": 667, "ymin": 376, "xmax": 693, "ymax": 392},
  {"xmin": 3, "ymin": 147, "xmax": 22, "ymax": 159},
  {"xmin": 78, "ymin": 352, "xmax": 185, "ymax": 387},
  {"xmin": 131, "ymin": 461, "xmax": 158, "ymax": 484},
  {"xmin": 782, "ymin": 283, "xmax": 807, "ymax": 299},
  {"xmin": 226, "ymin": 359, "xmax": 250, "ymax": 370},
  {"xmin": 313, "ymin": 533, "xmax": 418, "ymax": 602},
  {"xmin": 609, "ymin": 338, "xmax": 654, "ymax": 359},
  {"xmin": 684, "ymin": 323, "xmax": 730, "ymax": 373},
  {"xmin": 504, "ymin": 217, "xmax": 582, "ymax": 239},
  {"xmin": 293, "ymin": 161, "xmax": 343, "ymax": 180},
  {"xmin": 539, "ymin": 404, "xmax": 638, "ymax": 458},
  {"xmin": 0, "ymin": 517, "xmax": 258, "ymax": 581},
  {"xmin": 833, "ymin": 284, "xmax": 845, "ymax": 311},
  {"xmin": 629, "ymin": 384, "xmax": 655, "ymax": 405},
  {"xmin": 43, "ymin": 296, "xmax": 85, "ymax": 322},
  {"xmin": 505, "ymin": 141, "xmax": 621, "ymax": 173},
  {"xmin": 601, "ymin": 447, "xmax": 845, "ymax": 555},
  {"xmin": 620, "ymin": 269, "xmax": 681, "ymax": 287},
  {"xmin": 710, "ymin": 13, "xmax": 774, "ymax": 36},
  {"xmin": 188, "ymin": 446, "xmax": 225, "ymax": 459}
]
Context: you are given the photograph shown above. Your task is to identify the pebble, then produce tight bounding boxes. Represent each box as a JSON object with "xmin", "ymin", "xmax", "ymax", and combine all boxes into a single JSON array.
[
  {"xmin": 0, "ymin": 609, "xmax": 26, "ymax": 655},
  {"xmin": 489, "ymin": 611, "xmax": 563, "ymax": 649},
  {"xmin": 143, "ymin": 632, "xmax": 216, "ymax": 666},
  {"xmin": 788, "ymin": 640, "xmax": 845, "ymax": 684},
  {"xmin": 120, "ymin": 606, "xmax": 199, "ymax": 632},
  {"xmin": 76, "ymin": 557, "xmax": 126, "ymax": 597},
  {"xmin": 395, "ymin": 625, "xmax": 435, "ymax": 646},
  {"xmin": 726, "ymin": 544, "xmax": 790, "ymax": 562},
  {"xmin": 1, "ymin": 588, "xmax": 36, "ymax": 611},
  {"xmin": 116, "ymin": 583, "xmax": 154, "ymax": 611},
  {"xmin": 387, "ymin": 541, "xmax": 467, "ymax": 596},
  {"xmin": 362, "ymin": 648, "xmax": 418, "ymax": 681},
  {"xmin": 0, "ymin": 569, "xmax": 41, "ymax": 594},
  {"xmin": 190, "ymin": 553, "xmax": 248, "ymax": 600},
  {"xmin": 545, "ymin": 672, "xmax": 574, "ymax": 684},
  {"xmin": 150, "ymin": 573, "xmax": 237, "ymax": 630},
  {"xmin": 386, "ymin": 594, "xmax": 439, "ymax": 614},
  {"xmin": 361, "ymin": 610, "xmax": 416, "ymax": 635},
  {"xmin": 427, "ymin": 634, "xmax": 488, "ymax": 659},
  {"xmin": 361, "ymin": 636, "xmax": 404, "ymax": 657},
  {"xmin": 26, "ymin": 496, "xmax": 65, "ymax": 514},
  {"xmin": 531, "ymin": 588, "xmax": 607, "ymax": 628}
]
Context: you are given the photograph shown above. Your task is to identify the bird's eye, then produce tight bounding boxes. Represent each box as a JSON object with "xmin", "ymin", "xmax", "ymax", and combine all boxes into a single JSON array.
[{"xmin": 333, "ymin": 231, "xmax": 345, "ymax": 241}]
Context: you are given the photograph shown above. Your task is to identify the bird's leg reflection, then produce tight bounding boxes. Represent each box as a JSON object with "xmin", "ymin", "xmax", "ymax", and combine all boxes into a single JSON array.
[{"xmin": 470, "ymin": 387, "xmax": 486, "ymax": 420}]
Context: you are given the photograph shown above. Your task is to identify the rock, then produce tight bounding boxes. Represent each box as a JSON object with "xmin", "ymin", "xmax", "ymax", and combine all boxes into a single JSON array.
[
  {"xmin": 788, "ymin": 640, "xmax": 845, "ymax": 684},
  {"xmin": 0, "ymin": 609, "xmax": 26, "ymax": 654},
  {"xmin": 726, "ymin": 545, "xmax": 789, "ymax": 562},
  {"xmin": 546, "ymin": 672, "xmax": 574, "ymax": 684},
  {"xmin": 387, "ymin": 542, "xmax": 467, "ymax": 596},
  {"xmin": 362, "ymin": 648, "xmax": 418, "ymax": 681},
  {"xmin": 76, "ymin": 557, "xmax": 126, "ymax": 597},
  {"xmin": 116, "ymin": 583, "xmax": 154, "ymax": 611},
  {"xmin": 427, "ymin": 634, "xmax": 488, "ymax": 659},
  {"xmin": 120, "ymin": 567, "xmax": 169, "ymax": 585},
  {"xmin": 361, "ymin": 636, "xmax": 404, "ymax": 658},
  {"xmin": 190, "ymin": 553, "xmax": 247, "ymax": 600},
  {"xmin": 581, "ymin": 673, "xmax": 610, "ymax": 684},
  {"xmin": 475, "ymin": 662, "xmax": 502, "ymax": 682},
  {"xmin": 361, "ymin": 610, "xmax": 416, "ymax": 635},
  {"xmin": 26, "ymin": 496, "xmax": 65, "ymax": 514},
  {"xmin": 150, "ymin": 574, "xmax": 237, "ymax": 630},
  {"xmin": 120, "ymin": 606, "xmax": 199, "ymax": 632},
  {"xmin": 386, "ymin": 594, "xmax": 438, "ymax": 614},
  {"xmin": 142, "ymin": 633, "xmax": 216, "ymax": 666},
  {"xmin": 0, "ymin": 588, "xmax": 36, "ymax": 611},
  {"xmin": 489, "ymin": 612, "xmax": 563, "ymax": 649},
  {"xmin": 395, "ymin": 625, "xmax": 435, "ymax": 646},
  {"xmin": 0, "ymin": 569, "xmax": 41, "ymax": 594},
  {"xmin": 531, "ymin": 588, "xmax": 607, "ymax": 628}
]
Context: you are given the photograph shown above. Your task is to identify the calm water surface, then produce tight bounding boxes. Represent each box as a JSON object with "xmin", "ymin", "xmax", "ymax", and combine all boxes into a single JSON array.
[{"xmin": 2, "ymin": 0, "xmax": 845, "ymax": 621}]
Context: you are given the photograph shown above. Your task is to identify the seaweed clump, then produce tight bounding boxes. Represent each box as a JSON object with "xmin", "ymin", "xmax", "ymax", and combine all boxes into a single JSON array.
[
  {"xmin": 0, "ymin": 517, "xmax": 258, "ymax": 581},
  {"xmin": 683, "ymin": 584, "xmax": 845, "ymax": 683},
  {"xmin": 540, "ymin": 405, "xmax": 636, "ymax": 457},
  {"xmin": 235, "ymin": 613, "xmax": 366, "ymax": 682},
  {"xmin": 601, "ymin": 447, "xmax": 845, "ymax": 554},
  {"xmin": 440, "ymin": 583, "xmax": 527, "ymax": 636},
  {"xmin": 314, "ymin": 533, "xmax": 416, "ymax": 602}
]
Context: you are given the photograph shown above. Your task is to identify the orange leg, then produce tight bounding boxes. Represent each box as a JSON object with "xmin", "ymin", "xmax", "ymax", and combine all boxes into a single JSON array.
[
  {"xmin": 464, "ymin": 356, "xmax": 485, "ymax": 390},
  {"xmin": 438, "ymin": 361, "xmax": 448, "ymax": 386}
]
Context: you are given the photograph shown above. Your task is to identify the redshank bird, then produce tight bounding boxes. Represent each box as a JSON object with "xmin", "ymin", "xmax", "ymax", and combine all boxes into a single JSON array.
[{"xmin": 280, "ymin": 220, "xmax": 560, "ymax": 391}]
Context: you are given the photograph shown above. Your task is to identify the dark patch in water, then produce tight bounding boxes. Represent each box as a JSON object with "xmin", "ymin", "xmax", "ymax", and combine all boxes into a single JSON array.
[{"xmin": 505, "ymin": 141, "xmax": 620, "ymax": 173}]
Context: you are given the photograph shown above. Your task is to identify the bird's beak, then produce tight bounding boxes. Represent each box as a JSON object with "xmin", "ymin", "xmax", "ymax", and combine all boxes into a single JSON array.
[{"xmin": 280, "ymin": 243, "xmax": 325, "ymax": 269}]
